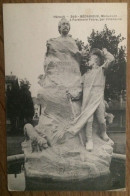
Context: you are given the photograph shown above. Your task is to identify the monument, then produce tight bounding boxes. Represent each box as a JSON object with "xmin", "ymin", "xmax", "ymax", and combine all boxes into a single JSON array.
[{"xmin": 22, "ymin": 18, "xmax": 114, "ymax": 190}]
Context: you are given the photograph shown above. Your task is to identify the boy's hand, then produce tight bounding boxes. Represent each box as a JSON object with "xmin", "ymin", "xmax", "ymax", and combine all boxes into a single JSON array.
[
  {"xmin": 80, "ymin": 49, "xmax": 88, "ymax": 57},
  {"xmin": 66, "ymin": 90, "xmax": 73, "ymax": 100},
  {"xmin": 102, "ymin": 48, "xmax": 108, "ymax": 54},
  {"xmin": 102, "ymin": 48, "xmax": 115, "ymax": 63}
]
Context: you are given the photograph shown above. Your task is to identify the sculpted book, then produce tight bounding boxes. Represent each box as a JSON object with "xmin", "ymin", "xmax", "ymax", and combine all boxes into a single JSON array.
[{"xmin": 3, "ymin": 3, "xmax": 127, "ymax": 191}]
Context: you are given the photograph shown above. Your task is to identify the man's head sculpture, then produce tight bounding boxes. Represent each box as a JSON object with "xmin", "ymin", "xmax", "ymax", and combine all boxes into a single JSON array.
[{"xmin": 58, "ymin": 17, "xmax": 70, "ymax": 35}]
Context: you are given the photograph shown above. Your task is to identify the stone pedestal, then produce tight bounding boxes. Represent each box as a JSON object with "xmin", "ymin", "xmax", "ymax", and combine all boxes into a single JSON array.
[{"xmin": 22, "ymin": 35, "xmax": 114, "ymax": 189}]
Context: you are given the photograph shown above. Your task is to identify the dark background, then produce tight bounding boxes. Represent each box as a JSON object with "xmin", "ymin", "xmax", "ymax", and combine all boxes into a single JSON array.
[{"xmin": 0, "ymin": 0, "xmax": 129, "ymax": 196}]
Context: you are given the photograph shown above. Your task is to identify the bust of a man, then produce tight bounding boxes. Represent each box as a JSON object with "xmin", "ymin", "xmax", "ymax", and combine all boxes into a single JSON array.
[{"xmin": 58, "ymin": 17, "xmax": 71, "ymax": 37}]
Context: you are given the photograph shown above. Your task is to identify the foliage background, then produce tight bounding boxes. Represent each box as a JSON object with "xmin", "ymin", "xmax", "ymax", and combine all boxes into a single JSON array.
[{"xmin": 76, "ymin": 25, "xmax": 126, "ymax": 102}]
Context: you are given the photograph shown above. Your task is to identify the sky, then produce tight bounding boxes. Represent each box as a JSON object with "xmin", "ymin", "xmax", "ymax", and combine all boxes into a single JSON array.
[{"xmin": 3, "ymin": 3, "xmax": 127, "ymax": 97}]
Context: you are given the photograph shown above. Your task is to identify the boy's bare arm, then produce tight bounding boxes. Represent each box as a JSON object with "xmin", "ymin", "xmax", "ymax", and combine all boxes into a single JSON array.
[{"xmin": 102, "ymin": 48, "xmax": 115, "ymax": 70}]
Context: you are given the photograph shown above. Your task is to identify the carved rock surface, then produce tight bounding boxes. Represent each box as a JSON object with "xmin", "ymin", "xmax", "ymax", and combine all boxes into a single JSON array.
[{"xmin": 22, "ymin": 127, "xmax": 113, "ymax": 180}]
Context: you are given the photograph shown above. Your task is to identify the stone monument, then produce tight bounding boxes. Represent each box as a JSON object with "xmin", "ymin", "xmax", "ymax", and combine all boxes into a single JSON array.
[{"xmin": 22, "ymin": 18, "xmax": 114, "ymax": 189}]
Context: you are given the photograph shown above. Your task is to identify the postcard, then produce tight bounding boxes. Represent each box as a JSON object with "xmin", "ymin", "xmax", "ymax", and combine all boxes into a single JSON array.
[{"xmin": 3, "ymin": 3, "xmax": 127, "ymax": 191}]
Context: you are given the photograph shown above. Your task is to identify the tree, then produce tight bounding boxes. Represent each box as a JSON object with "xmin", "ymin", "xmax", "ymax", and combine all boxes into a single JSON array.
[
  {"xmin": 6, "ymin": 79, "xmax": 21, "ymax": 132},
  {"xmin": 88, "ymin": 25, "xmax": 126, "ymax": 101},
  {"xmin": 19, "ymin": 79, "xmax": 34, "ymax": 125},
  {"xmin": 75, "ymin": 39, "xmax": 90, "ymax": 75},
  {"xmin": 76, "ymin": 25, "xmax": 126, "ymax": 101},
  {"xmin": 6, "ymin": 77, "xmax": 34, "ymax": 133}
]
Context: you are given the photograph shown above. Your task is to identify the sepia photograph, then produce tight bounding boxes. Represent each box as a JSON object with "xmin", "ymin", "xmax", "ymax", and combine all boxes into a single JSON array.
[{"xmin": 3, "ymin": 3, "xmax": 127, "ymax": 191}]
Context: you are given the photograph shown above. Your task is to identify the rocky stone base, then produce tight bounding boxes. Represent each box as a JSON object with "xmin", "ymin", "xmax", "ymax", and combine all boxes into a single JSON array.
[{"xmin": 22, "ymin": 125, "xmax": 113, "ymax": 182}]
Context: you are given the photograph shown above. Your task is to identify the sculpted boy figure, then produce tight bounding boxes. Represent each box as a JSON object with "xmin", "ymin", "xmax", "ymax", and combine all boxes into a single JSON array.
[{"xmin": 67, "ymin": 48, "xmax": 115, "ymax": 151}]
